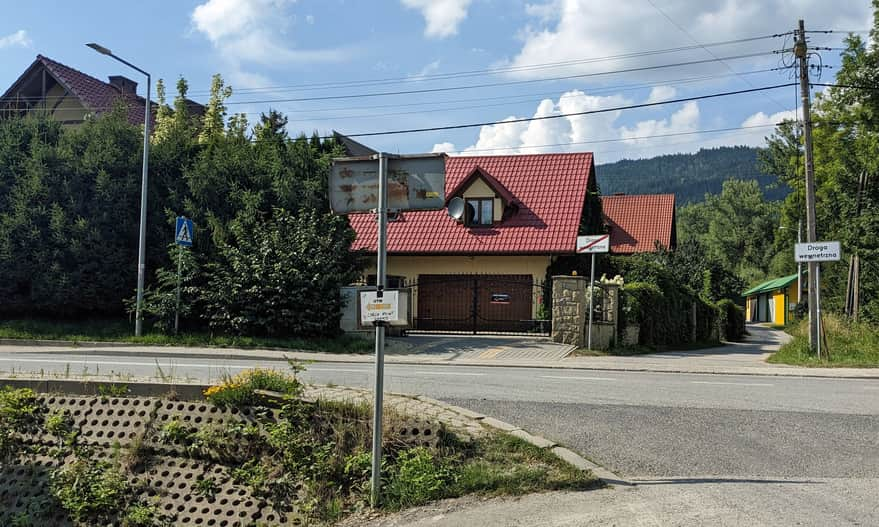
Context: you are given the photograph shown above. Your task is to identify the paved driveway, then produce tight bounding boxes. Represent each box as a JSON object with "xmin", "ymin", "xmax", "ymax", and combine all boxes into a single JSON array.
[
  {"xmin": 387, "ymin": 334, "xmax": 575, "ymax": 362},
  {"xmin": 563, "ymin": 324, "xmax": 797, "ymax": 374}
]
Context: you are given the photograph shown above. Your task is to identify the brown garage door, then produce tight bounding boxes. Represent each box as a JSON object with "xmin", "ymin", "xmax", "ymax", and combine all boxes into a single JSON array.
[{"xmin": 415, "ymin": 274, "xmax": 535, "ymax": 332}]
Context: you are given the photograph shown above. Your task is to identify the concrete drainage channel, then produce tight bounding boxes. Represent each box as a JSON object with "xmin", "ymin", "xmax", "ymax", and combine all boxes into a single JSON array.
[{"xmin": 1, "ymin": 377, "xmax": 628, "ymax": 523}]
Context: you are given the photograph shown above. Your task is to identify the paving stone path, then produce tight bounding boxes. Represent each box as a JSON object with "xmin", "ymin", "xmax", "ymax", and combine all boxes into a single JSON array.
[{"xmin": 304, "ymin": 384, "xmax": 488, "ymax": 441}]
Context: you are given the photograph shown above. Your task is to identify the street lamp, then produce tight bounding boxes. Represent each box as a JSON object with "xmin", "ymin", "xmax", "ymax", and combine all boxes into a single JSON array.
[{"xmin": 87, "ymin": 43, "xmax": 151, "ymax": 336}]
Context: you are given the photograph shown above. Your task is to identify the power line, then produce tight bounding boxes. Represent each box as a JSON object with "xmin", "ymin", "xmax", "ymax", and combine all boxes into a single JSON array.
[
  {"xmin": 645, "ymin": 0, "xmax": 790, "ymax": 113},
  {"xmin": 339, "ymin": 83, "xmax": 796, "ymax": 138},
  {"xmin": 444, "ymin": 122, "xmax": 783, "ymax": 154},
  {"xmin": 3, "ymin": 67, "xmax": 780, "ymax": 112},
  {"xmin": 7, "ymin": 83, "xmax": 796, "ymax": 140},
  {"xmin": 274, "ymin": 69, "xmax": 780, "ymax": 124},
  {"xmin": 185, "ymin": 34, "xmax": 790, "ymax": 96},
  {"xmin": 811, "ymin": 82, "xmax": 879, "ymax": 91},
  {"xmin": 221, "ymin": 51, "xmax": 781, "ymax": 105}
]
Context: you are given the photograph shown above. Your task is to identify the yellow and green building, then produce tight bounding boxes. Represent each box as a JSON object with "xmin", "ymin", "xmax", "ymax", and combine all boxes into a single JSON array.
[{"xmin": 744, "ymin": 274, "xmax": 800, "ymax": 326}]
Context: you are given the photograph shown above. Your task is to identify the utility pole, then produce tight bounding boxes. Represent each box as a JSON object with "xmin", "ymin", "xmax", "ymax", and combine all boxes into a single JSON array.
[{"xmin": 795, "ymin": 20, "xmax": 820, "ymax": 356}]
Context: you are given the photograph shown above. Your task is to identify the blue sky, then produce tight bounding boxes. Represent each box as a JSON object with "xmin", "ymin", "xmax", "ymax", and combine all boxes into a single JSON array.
[{"xmin": 0, "ymin": 0, "xmax": 873, "ymax": 163}]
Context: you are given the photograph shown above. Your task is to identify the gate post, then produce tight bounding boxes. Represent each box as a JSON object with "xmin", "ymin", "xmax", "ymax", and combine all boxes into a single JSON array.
[{"xmin": 551, "ymin": 275, "xmax": 587, "ymax": 347}]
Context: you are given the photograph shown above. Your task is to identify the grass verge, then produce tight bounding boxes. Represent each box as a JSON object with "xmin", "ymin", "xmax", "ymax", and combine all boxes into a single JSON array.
[
  {"xmin": 0, "ymin": 318, "xmax": 372, "ymax": 354},
  {"xmin": 768, "ymin": 315, "xmax": 879, "ymax": 367}
]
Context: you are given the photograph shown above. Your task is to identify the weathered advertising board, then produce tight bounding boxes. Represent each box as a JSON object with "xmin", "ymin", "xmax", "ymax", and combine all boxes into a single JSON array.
[{"xmin": 330, "ymin": 154, "xmax": 446, "ymax": 213}]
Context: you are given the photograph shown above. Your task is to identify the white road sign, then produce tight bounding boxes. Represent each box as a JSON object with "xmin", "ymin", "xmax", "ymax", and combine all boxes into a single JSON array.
[
  {"xmin": 360, "ymin": 291, "xmax": 399, "ymax": 324},
  {"xmin": 576, "ymin": 234, "xmax": 610, "ymax": 254},
  {"xmin": 795, "ymin": 241, "xmax": 841, "ymax": 262}
]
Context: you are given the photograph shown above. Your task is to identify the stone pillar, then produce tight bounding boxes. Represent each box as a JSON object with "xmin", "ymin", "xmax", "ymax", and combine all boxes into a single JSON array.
[
  {"xmin": 551, "ymin": 275, "xmax": 587, "ymax": 347},
  {"xmin": 603, "ymin": 284, "xmax": 620, "ymax": 347}
]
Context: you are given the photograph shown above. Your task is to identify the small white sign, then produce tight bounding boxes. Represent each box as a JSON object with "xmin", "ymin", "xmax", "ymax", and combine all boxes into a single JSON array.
[
  {"xmin": 795, "ymin": 241, "xmax": 841, "ymax": 262},
  {"xmin": 360, "ymin": 291, "xmax": 399, "ymax": 324},
  {"xmin": 577, "ymin": 234, "xmax": 610, "ymax": 254}
]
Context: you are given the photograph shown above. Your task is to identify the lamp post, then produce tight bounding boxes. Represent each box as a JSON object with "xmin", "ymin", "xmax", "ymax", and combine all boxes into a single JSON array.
[{"xmin": 87, "ymin": 43, "xmax": 151, "ymax": 336}]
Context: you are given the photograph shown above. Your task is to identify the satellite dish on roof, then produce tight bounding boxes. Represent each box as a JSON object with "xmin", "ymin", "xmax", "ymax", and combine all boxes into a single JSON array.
[{"xmin": 447, "ymin": 197, "xmax": 465, "ymax": 221}]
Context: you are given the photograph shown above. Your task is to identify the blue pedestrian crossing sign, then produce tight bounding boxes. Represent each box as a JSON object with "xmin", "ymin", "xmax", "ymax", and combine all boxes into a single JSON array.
[{"xmin": 175, "ymin": 216, "xmax": 193, "ymax": 247}]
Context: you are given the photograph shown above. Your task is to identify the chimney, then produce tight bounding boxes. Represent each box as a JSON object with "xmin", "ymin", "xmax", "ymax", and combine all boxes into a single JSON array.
[{"xmin": 108, "ymin": 75, "xmax": 138, "ymax": 95}]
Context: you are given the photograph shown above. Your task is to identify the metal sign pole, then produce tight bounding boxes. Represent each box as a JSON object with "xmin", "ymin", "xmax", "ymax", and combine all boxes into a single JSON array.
[
  {"xmin": 587, "ymin": 253, "xmax": 595, "ymax": 350},
  {"xmin": 816, "ymin": 263, "xmax": 822, "ymax": 359},
  {"xmin": 175, "ymin": 245, "xmax": 182, "ymax": 335},
  {"xmin": 370, "ymin": 152, "xmax": 388, "ymax": 507}
]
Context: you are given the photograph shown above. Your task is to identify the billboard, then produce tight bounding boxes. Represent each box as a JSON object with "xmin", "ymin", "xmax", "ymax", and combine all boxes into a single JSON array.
[{"xmin": 330, "ymin": 154, "xmax": 446, "ymax": 214}]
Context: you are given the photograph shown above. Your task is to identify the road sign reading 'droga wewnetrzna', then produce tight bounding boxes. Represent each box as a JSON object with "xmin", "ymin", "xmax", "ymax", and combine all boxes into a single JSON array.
[
  {"xmin": 330, "ymin": 154, "xmax": 446, "ymax": 214},
  {"xmin": 795, "ymin": 241, "xmax": 841, "ymax": 262},
  {"xmin": 360, "ymin": 291, "xmax": 399, "ymax": 324},
  {"xmin": 576, "ymin": 234, "xmax": 610, "ymax": 253},
  {"xmin": 175, "ymin": 217, "xmax": 193, "ymax": 247}
]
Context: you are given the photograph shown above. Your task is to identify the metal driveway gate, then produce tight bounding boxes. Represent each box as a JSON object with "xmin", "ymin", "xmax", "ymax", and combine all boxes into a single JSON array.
[{"xmin": 414, "ymin": 274, "xmax": 549, "ymax": 334}]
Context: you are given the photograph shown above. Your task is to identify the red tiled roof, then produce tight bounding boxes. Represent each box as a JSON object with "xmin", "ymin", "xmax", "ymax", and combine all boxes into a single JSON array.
[
  {"xmin": 37, "ymin": 55, "xmax": 150, "ymax": 126},
  {"xmin": 350, "ymin": 153, "xmax": 594, "ymax": 254},
  {"xmin": 601, "ymin": 194, "xmax": 676, "ymax": 254}
]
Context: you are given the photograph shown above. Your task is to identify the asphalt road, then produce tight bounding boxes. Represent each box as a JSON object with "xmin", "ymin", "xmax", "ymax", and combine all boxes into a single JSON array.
[{"xmin": 1, "ymin": 350, "xmax": 878, "ymax": 524}]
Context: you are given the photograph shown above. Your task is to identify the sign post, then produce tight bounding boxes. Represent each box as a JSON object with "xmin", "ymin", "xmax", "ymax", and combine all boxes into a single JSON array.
[
  {"xmin": 577, "ymin": 234, "xmax": 610, "ymax": 350},
  {"xmin": 174, "ymin": 217, "xmax": 194, "ymax": 335},
  {"xmin": 331, "ymin": 152, "xmax": 445, "ymax": 507},
  {"xmin": 370, "ymin": 152, "xmax": 388, "ymax": 508},
  {"xmin": 795, "ymin": 241, "xmax": 841, "ymax": 359}
]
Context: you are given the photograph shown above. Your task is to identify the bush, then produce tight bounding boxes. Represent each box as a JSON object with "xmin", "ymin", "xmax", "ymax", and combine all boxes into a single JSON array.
[
  {"xmin": 385, "ymin": 447, "xmax": 453, "ymax": 509},
  {"xmin": 201, "ymin": 208, "xmax": 361, "ymax": 337},
  {"xmin": 204, "ymin": 368, "xmax": 303, "ymax": 407},
  {"xmin": 50, "ymin": 455, "xmax": 130, "ymax": 524},
  {"xmin": 0, "ymin": 387, "xmax": 44, "ymax": 462},
  {"xmin": 716, "ymin": 299, "xmax": 746, "ymax": 341}
]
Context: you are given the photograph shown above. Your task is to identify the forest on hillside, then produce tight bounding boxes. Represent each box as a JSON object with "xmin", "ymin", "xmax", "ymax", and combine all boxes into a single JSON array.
[{"xmin": 597, "ymin": 146, "xmax": 789, "ymax": 204}]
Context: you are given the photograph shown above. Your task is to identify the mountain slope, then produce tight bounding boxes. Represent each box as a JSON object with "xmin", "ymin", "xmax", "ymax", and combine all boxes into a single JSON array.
[{"xmin": 596, "ymin": 146, "xmax": 788, "ymax": 204}]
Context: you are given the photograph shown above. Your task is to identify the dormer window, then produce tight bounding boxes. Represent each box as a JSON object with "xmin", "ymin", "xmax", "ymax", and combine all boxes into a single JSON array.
[
  {"xmin": 465, "ymin": 198, "xmax": 493, "ymax": 226},
  {"xmin": 448, "ymin": 166, "xmax": 518, "ymax": 227}
]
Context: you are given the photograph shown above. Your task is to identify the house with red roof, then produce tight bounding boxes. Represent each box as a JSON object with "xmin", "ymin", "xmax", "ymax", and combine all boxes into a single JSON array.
[
  {"xmin": 601, "ymin": 193, "xmax": 676, "ymax": 254},
  {"xmin": 0, "ymin": 55, "xmax": 202, "ymax": 127},
  {"xmin": 349, "ymin": 152, "xmax": 676, "ymax": 332}
]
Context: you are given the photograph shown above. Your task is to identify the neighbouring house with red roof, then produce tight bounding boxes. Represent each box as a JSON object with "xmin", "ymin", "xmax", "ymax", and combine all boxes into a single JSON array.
[
  {"xmin": 349, "ymin": 152, "xmax": 676, "ymax": 332},
  {"xmin": 0, "ymin": 55, "xmax": 203, "ymax": 127},
  {"xmin": 601, "ymin": 193, "xmax": 676, "ymax": 254}
]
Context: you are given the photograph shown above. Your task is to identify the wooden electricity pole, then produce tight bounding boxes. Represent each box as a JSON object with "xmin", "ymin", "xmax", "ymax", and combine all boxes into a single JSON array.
[{"xmin": 795, "ymin": 20, "xmax": 821, "ymax": 356}]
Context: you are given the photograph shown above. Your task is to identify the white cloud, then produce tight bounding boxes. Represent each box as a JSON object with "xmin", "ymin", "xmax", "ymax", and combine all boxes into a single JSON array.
[
  {"xmin": 432, "ymin": 141, "xmax": 456, "ymax": 153},
  {"xmin": 402, "ymin": 0, "xmax": 472, "ymax": 38},
  {"xmin": 507, "ymin": 0, "xmax": 871, "ymax": 80},
  {"xmin": 0, "ymin": 30, "xmax": 31, "ymax": 49},
  {"xmin": 647, "ymin": 85, "xmax": 677, "ymax": 104},
  {"xmin": 620, "ymin": 101, "xmax": 700, "ymax": 143},
  {"xmin": 458, "ymin": 89, "xmax": 630, "ymax": 155},
  {"xmin": 409, "ymin": 59, "xmax": 441, "ymax": 80},
  {"xmin": 305, "ymin": 14, "xmax": 315, "ymax": 24},
  {"xmin": 742, "ymin": 109, "xmax": 798, "ymax": 128},
  {"xmin": 192, "ymin": 0, "xmax": 347, "ymax": 68}
]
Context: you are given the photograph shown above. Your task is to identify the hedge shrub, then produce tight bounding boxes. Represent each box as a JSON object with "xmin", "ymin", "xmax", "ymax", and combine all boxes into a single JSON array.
[
  {"xmin": 620, "ymin": 281, "xmax": 719, "ymax": 347},
  {"xmin": 716, "ymin": 299, "xmax": 746, "ymax": 341}
]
